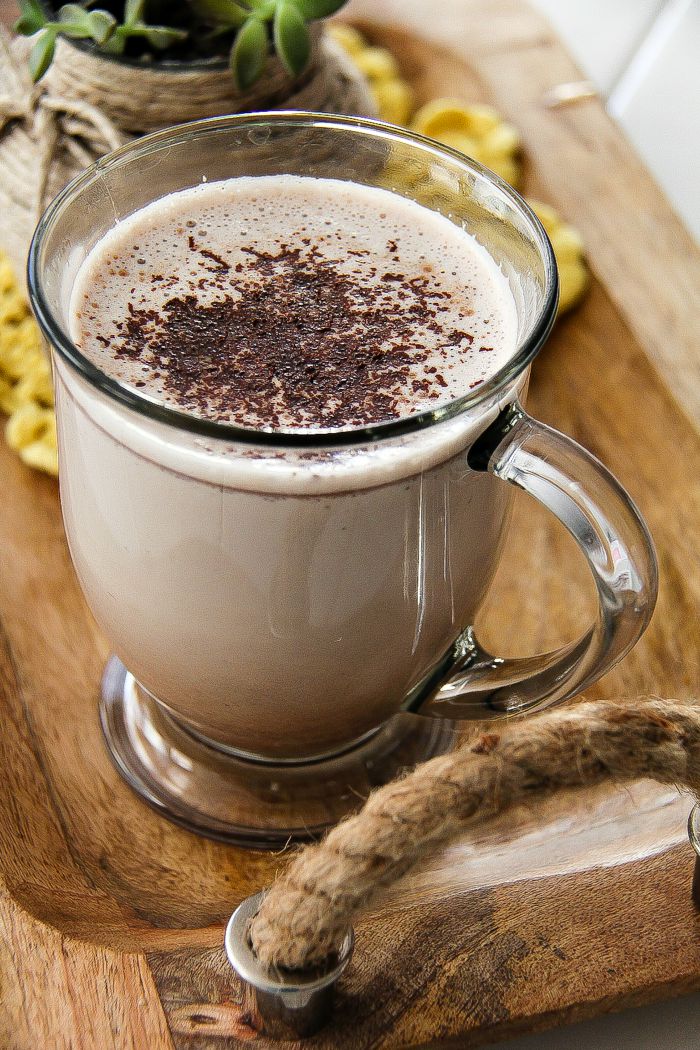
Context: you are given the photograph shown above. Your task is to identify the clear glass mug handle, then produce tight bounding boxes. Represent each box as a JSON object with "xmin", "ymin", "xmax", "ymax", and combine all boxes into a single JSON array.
[{"xmin": 409, "ymin": 402, "xmax": 659, "ymax": 719}]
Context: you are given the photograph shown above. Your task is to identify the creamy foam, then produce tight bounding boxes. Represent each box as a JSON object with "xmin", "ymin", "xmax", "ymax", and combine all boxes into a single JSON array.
[{"xmin": 69, "ymin": 176, "xmax": 517, "ymax": 431}]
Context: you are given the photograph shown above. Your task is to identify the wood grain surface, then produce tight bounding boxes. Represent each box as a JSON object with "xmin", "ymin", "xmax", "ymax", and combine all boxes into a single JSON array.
[{"xmin": 1, "ymin": 0, "xmax": 699, "ymax": 1046}]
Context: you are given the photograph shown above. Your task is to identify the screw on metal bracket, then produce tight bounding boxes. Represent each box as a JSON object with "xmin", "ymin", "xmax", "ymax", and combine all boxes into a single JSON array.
[
  {"xmin": 225, "ymin": 891, "xmax": 354, "ymax": 1040},
  {"xmin": 689, "ymin": 804, "xmax": 700, "ymax": 907}
]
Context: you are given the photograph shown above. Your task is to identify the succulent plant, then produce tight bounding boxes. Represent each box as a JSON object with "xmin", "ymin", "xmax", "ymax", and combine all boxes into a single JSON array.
[{"xmin": 15, "ymin": 0, "xmax": 348, "ymax": 89}]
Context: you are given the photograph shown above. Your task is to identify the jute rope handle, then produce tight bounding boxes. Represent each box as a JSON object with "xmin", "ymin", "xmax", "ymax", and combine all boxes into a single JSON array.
[{"xmin": 249, "ymin": 697, "xmax": 700, "ymax": 972}]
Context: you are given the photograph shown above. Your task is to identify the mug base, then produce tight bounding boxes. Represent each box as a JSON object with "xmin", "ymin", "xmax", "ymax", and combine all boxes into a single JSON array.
[{"xmin": 99, "ymin": 656, "xmax": 458, "ymax": 848}]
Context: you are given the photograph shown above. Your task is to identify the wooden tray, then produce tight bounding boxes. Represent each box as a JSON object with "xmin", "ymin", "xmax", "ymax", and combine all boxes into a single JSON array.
[{"xmin": 2, "ymin": 1, "xmax": 700, "ymax": 1046}]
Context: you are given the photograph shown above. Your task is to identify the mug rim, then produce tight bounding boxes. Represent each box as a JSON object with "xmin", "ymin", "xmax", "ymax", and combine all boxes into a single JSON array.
[{"xmin": 28, "ymin": 110, "xmax": 559, "ymax": 450}]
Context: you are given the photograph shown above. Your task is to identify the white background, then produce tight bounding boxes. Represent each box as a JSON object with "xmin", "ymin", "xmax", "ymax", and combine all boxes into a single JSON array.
[{"xmin": 532, "ymin": 0, "xmax": 699, "ymax": 241}]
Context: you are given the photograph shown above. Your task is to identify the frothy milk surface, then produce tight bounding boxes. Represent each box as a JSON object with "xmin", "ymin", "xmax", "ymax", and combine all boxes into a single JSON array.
[{"xmin": 69, "ymin": 176, "xmax": 517, "ymax": 431}]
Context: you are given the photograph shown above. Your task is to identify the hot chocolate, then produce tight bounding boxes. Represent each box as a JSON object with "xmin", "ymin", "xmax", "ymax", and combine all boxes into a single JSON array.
[
  {"xmin": 31, "ymin": 115, "xmax": 658, "ymax": 843},
  {"xmin": 56, "ymin": 175, "xmax": 519, "ymax": 759}
]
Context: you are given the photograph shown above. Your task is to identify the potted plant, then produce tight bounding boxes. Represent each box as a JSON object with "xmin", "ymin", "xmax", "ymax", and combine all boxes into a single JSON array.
[{"xmin": 14, "ymin": 0, "xmax": 369, "ymax": 102}]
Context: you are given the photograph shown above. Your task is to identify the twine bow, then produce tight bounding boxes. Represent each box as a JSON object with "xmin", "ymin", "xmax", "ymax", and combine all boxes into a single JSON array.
[{"xmin": 0, "ymin": 30, "xmax": 125, "ymax": 227}]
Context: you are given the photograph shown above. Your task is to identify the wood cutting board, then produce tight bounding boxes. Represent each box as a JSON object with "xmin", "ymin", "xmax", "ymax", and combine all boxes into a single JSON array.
[{"xmin": 1, "ymin": 0, "xmax": 699, "ymax": 1046}]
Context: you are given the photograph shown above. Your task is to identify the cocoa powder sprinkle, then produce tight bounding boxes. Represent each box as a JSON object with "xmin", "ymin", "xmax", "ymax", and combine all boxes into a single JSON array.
[{"xmin": 111, "ymin": 242, "xmax": 477, "ymax": 429}]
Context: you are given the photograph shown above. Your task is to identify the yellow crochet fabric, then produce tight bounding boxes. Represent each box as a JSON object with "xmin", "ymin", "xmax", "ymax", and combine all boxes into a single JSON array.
[
  {"xmin": 411, "ymin": 98, "xmax": 522, "ymax": 188},
  {"xmin": 328, "ymin": 24, "xmax": 415, "ymax": 125},
  {"xmin": 0, "ymin": 252, "xmax": 57, "ymax": 476},
  {"xmin": 529, "ymin": 200, "xmax": 590, "ymax": 315}
]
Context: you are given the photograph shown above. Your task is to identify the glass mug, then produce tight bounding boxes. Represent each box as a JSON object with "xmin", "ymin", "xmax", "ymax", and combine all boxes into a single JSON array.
[{"xmin": 28, "ymin": 113, "xmax": 657, "ymax": 845}]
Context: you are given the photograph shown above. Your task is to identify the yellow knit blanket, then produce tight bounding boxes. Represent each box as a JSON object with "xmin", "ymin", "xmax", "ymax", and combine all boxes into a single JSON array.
[{"xmin": 0, "ymin": 253, "xmax": 57, "ymax": 475}]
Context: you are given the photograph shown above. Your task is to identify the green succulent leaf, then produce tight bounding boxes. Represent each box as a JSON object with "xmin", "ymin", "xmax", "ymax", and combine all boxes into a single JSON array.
[
  {"xmin": 101, "ymin": 25, "xmax": 127, "ymax": 52},
  {"xmin": 86, "ymin": 9, "xmax": 118, "ymax": 44},
  {"xmin": 245, "ymin": 0, "xmax": 276, "ymax": 19},
  {"xmin": 56, "ymin": 3, "xmax": 93, "ymax": 35},
  {"xmin": 190, "ymin": 0, "xmax": 247, "ymax": 27},
  {"xmin": 143, "ymin": 25, "xmax": 189, "ymax": 48},
  {"xmin": 123, "ymin": 0, "xmax": 146, "ymax": 25},
  {"xmin": 58, "ymin": 3, "xmax": 89, "ymax": 23},
  {"xmin": 28, "ymin": 27, "xmax": 57, "ymax": 81},
  {"xmin": 199, "ymin": 24, "xmax": 235, "ymax": 41},
  {"xmin": 14, "ymin": 0, "xmax": 47, "ymax": 37},
  {"xmin": 54, "ymin": 5, "xmax": 117, "ymax": 42},
  {"xmin": 230, "ymin": 15, "xmax": 268, "ymax": 90},
  {"xmin": 273, "ymin": 1, "xmax": 310, "ymax": 77},
  {"xmin": 288, "ymin": 0, "xmax": 347, "ymax": 18}
]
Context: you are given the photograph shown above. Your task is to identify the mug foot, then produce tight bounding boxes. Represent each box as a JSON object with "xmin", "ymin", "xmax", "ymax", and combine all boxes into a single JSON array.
[{"xmin": 99, "ymin": 656, "xmax": 458, "ymax": 848}]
